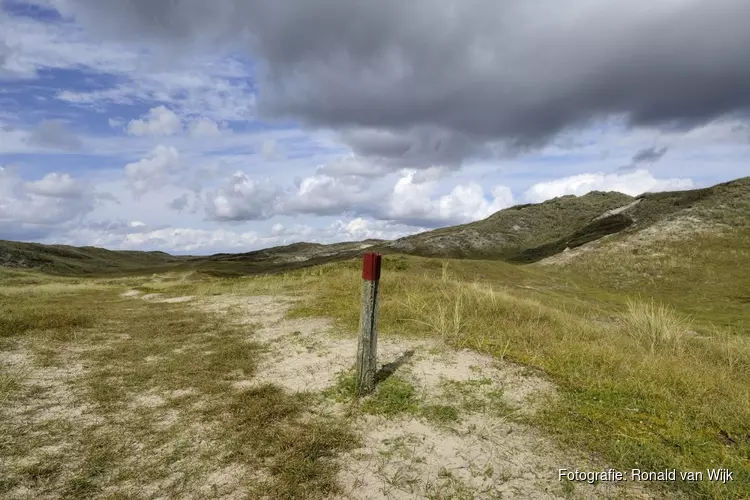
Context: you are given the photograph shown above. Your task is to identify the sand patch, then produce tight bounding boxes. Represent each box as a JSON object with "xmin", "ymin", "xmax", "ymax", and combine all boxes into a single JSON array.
[
  {"xmin": 408, "ymin": 348, "xmax": 555, "ymax": 412},
  {"xmin": 132, "ymin": 393, "xmax": 167, "ymax": 409},
  {"xmin": 107, "ymin": 293, "xmax": 667, "ymax": 499},
  {"xmin": 1, "ymin": 348, "xmax": 104, "ymax": 435},
  {"xmin": 122, "ymin": 290, "xmax": 195, "ymax": 304},
  {"xmin": 335, "ymin": 415, "xmax": 655, "ymax": 500},
  {"xmin": 161, "ymin": 295, "xmax": 195, "ymax": 303},
  {"xmin": 199, "ymin": 295, "xmax": 296, "ymax": 326},
  {"xmin": 169, "ymin": 388, "xmax": 196, "ymax": 399}
]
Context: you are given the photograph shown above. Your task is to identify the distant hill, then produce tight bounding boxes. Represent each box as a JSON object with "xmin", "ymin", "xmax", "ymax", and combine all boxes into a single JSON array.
[
  {"xmin": 1, "ymin": 177, "xmax": 748, "ymax": 275},
  {"xmin": 0, "ymin": 240, "xmax": 188, "ymax": 275},
  {"xmin": 0, "ymin": 238, "xmax": 384, "ymax": 276},
  {"xmin": 195, "ymin": 239, "xmax": 385, "ymax": 276},
  {"xmin": 380, "ymin": 176, "xmax": 750, "ymax": 262},
  {"xmin": 381, "ymin": 190, "xmax": 634, "ymax": 259}
]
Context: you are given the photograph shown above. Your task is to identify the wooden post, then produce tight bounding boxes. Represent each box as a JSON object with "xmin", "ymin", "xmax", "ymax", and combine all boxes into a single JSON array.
[{"xmin": 356, "ymin": 252, "xmax": 382, "ymax": 396}]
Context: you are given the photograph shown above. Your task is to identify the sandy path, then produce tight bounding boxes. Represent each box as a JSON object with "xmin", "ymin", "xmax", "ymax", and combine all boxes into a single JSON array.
[{"xmin": 194, "ymin": 294, "xmax": 662, "ymax": 500}]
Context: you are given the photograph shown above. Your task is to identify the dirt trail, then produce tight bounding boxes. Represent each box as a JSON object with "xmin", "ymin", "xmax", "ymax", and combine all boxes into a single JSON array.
[
  {"xmin": 195, "ymin": 294, "xmax": 661, "ymax": 500},
  {"xmin": 2, "ymin": 289, "xmax": 667, "ymax": 499}
]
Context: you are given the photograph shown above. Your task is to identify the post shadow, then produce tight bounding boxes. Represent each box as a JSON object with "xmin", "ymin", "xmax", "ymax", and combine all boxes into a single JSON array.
[{"xmin": 374, "ymin": 350, "xmax": 416, "ymax": 385}]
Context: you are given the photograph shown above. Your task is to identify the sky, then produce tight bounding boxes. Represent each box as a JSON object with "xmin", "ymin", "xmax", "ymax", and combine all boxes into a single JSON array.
[{"xmin": 1, "ymin": 0, "xmax": 748, "ymax": 255}]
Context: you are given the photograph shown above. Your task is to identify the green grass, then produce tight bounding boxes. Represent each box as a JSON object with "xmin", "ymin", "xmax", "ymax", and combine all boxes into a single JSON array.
[
  {"xmin": 284, "ymin": 250, "xmax": 750, "ymax": 499},
  {"xmin": 557, "ymin": 228, "xmax": 750, "ymax": 335},
  {"xmin": 362, "ymin": 377, "xmax": 421, "ymax": 417},
  {"xmin": 621, "ymin": 298, "xmax": 693, "ymax": 354},
  {"xmin": 324, "ymin": 371, "xmax": 463, "ymax": 426}
]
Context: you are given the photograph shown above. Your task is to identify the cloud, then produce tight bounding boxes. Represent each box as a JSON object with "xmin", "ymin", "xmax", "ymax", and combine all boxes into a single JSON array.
[
  {"xmin": 280, "ymin": 169, "xmax": 384, "ymax": 217},
  {"xmin": 127, "ymin": 106, "xmax": 182, "ymax": 136},
  {"xmin": 0, "ymin": 39, "xmax": 19, "ymax": 78},
  {"xmin": 202, "ymin": 158, "xmax": 514, "ymax": 227},
  {"xmin": 168, "ymin": 193, "xmax": 191, "ymax": 211},
  {"xmin": 189, "ymin": 117, "xmax": 221, "ymax": 138},
  {"xmin": 618, "ymin": 145, "xmax": 669, "ymax": 172},
  {"xmin": 85, "ymin": 226, "xmax": 267, "ymax": 254},
  {"xmin": 315, "ymin": 155, "xmax": 388, "ymax": 178},
  {"xmin": 24, "ymin": 173, "xmax": 87, "ymax": 198},
  {"xmin": 327, "ymin": 218, "xmax": 427, "ymax": 241},
  {"xmin": 53, "ymin": 0, "xmax": 750, "ymax": 167},
  {"xmin": 0, "ymin": 166, "xmax": 101, "ymax": 234},
  {"xmin": 632, "ymin": 146, "xmax": 669, "ymax": 165},
  {"xmin": 260, "ymin": 138, "xmax": 284, "ymax": 161},
  {"xmin": 381, "ymin": 170, "xmax": 514, "ymax": 226},
  {"xmin": 27, "ymin": 119, "xmax": 82, "ymax": 150},
  {"xmin": 108, "ymin": 117, "xmax": 124, "ymax": 129},
  {"xmin": 339, "ymin": 127, "xmax": 490, "ymax": 168},
  {"xmin": 205, "ymin": 172, "xmax": 280, "ymax": 221},
  {"xmin": 523, "ymin": 169, "xmax": 694, "ymax": 203},
  {"xmin": 124, "ymin": 145, "xmax": 181, "ymax": 194}
]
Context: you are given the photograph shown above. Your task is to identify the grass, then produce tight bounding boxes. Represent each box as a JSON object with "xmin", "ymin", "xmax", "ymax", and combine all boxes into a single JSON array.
[
  {"xmin": 621, "ymin": 298, "xmax": 692, "ymax": 354},
  {"xmin": 2, "ymin": 177, "xmax": 749, "ymax": 497},
  {"xmin": 283, "ymin": 252, "xmax": 750, "ymax": 499},
  {"xmin": 4, "ymin": 247, "xmax": 748, "ymax": 497},
  {"xmin": 0, "ymin": 276, "xmax": 358, "ymax": 499},
  {"xmin": 556, "ymin": 228, "xmax": 750, "ymax": 334},
  {"xmin": 324, "ymin": 371, "xmax": 463, "ymax": 426}
]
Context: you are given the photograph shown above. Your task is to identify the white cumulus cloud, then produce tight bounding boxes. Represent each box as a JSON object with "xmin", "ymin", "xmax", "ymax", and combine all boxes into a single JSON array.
[
  {"xmin": 127, "ymin": 106, "xmax": 182, "ymax": 136},
  {"xmin": 206, "ymin": 172, "xmax": 280, "ymax": 221},
  {"xmin": 383, "ymin": 170, "xmax": 515, "ymax": 226},
  {"xmin": 24, "ymin": 173, "xmax": 87, "ymax": 199},
  {"xmin": 0, "ymin": 167, "xmax": 107, "ymax": 237},
  {"xmin": 281, "ymin": 172, "xmax": 378, "ymax": 216},
  {"xmin": 124, "ymin": 145, "xmax": 181, "ymax": 194},
  {"xmin": 189, "ymin": 117, "xmax": 221, "ymax": 138},
  {"xmin": 328, "ymin": 217, "xmax": 427, "ymax": 241},
  {"xmin": 524, "ymin": 169, "xmax": 695, "ymax": 203}
]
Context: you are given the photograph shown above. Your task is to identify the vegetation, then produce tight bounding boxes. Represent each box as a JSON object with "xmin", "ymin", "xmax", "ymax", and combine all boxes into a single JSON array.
[
  {"xmin": 285, "ymin": 250, "xmax": 749, "ymax": 499},
  {"xmin": 0, "ymin": 275, "xmax": 358, "ymax": 499},
  {"xmin": 385, "ymin": 190, "xmax": 635, "ymax": 259},
  {"xmin": 2, "ymin": 175, "xmax": 749, "ymax": 498},
  {"xmin": 384, "ymin": 176, "xmax": 750, "ymax": 261},
  {"xmin": 5, "ymin": 177, "xmax": 748, "ymax": 277},
  {"xmin": 0, "ymin": 238, "xmax": 381, "ymax": 277},
  {"xmin": 0, "ymin": 240, "xmax": 185, "ymax": 275}
]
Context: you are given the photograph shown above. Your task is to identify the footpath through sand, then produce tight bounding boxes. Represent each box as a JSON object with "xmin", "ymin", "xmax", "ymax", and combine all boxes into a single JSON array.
[{"xmin": 160, "ymin": 292, "xmax": 663, "ymax": 500}]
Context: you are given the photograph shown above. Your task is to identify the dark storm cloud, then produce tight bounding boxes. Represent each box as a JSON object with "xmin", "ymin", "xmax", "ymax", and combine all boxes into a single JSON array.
[
  {"xmin": 339, "ymin": 127, "xmax": 491, "ymax": 168},
  {"xmin": 53, "ymin": 0, "xmax": 750, "ymax": 165},
  {"xmin": 617, "ymin": 145, "xmax": 669, "ymax": 172},
  {"xmin": 632, "ymin": 146, "xmax": 669, "ymax": 165}
]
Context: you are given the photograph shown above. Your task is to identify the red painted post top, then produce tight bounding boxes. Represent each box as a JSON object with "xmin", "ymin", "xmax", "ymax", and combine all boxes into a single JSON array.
[{"xmin": 362, "ymin": 252, "xmax": 382, "ymax": 281}]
